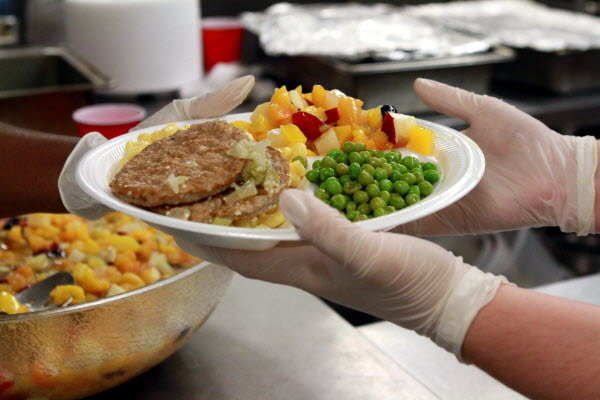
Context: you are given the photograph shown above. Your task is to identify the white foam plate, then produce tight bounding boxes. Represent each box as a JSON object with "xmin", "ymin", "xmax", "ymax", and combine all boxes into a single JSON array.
[{"xmin": 76, "ymin": 112, "xmax": 485, "ymax": 250}]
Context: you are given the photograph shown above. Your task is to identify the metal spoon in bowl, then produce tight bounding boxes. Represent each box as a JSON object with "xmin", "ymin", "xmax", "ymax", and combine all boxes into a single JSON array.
[{"xmin": 15, "ymin": 272, "xmax": 75, "ymax": 312}]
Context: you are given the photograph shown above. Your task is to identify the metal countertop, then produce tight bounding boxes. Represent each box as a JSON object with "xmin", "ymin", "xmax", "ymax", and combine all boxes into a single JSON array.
[{"xmin": 88, "ymin": 274, "xmax": 437, "ymax": 400}]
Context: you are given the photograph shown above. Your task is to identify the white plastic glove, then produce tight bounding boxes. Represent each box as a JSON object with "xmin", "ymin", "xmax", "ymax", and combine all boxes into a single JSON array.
[
  {"xmin": 134, "ymin": 75, "xmax": 255, "ymax": 129},
  {"xmin": 397, "ymin": 78, "xmax": 598, "ymax": 237},
  {"xmin": 58, "ymin": 76, "xmax": 256, "ymax": 220},
  {"xmin": 176, "ymin": 189, "xmax": 508, "ymax": 359}
]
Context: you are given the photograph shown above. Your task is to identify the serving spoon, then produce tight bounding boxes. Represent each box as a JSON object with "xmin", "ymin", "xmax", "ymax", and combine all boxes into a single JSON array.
[{"xmin": 15, "ymin": 272, "xmax": 75, "ymax": 312}]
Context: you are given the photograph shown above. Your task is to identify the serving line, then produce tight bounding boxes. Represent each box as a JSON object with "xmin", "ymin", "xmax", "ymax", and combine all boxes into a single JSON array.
[{"xmin": 88, "ymin": 272, "xmax": 438, "ymax": 400}]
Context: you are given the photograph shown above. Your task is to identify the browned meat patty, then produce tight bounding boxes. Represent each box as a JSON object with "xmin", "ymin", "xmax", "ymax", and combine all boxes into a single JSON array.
[
  {"xmin": 151, "ymin": 147, "xmax": 290, "ymax": 223},
  {"xmin": 110, "ymin": 120, "xmax": 248, "ymax": 207}
]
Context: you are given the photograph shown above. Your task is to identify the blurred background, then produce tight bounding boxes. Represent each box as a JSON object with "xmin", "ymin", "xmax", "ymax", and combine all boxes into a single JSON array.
[{"xmin": 2, "ymin": 0, "xmax": 600, "ymax": 326}]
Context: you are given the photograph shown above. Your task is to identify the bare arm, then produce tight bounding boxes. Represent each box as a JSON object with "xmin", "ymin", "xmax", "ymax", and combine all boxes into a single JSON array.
[
  {"xmin": 463, "ymin": 284, "xmax": 600, "ymax": 400},
  {"xmin": 0, "ymin": 121, "xmax": 79, "ymax": 217}
]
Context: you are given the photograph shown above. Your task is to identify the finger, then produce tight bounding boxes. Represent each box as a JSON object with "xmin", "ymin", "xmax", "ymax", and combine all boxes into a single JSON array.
[
  {"xmin": 413, "ymin": 78, "xmax": 485, "ymax": 124},
  {"xmin": 279, "ymin": 189, "xmax": 380, "ymax": 274}
]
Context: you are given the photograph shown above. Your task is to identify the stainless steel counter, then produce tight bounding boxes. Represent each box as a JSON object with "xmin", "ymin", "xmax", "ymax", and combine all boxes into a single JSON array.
[{"xmin": 88, "ymin": 274, "xmax": 437, "ymax": 400}]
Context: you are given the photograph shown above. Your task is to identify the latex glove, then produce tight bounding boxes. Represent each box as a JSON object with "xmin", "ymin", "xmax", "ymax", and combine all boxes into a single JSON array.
[
  {"xmin": 58, "ymin": 132, "xmax": 111, "ymax": 220},
  {"xmin": 134, "ymin": 75, "xmax": 255, "ymax": 129},
  {"xmin": 176, "ymin": 189, "xmax": 508, "ymax": 359},
  {"xmin": 396, "ymin": 78, "xmax": 598, "ymax": 237}
]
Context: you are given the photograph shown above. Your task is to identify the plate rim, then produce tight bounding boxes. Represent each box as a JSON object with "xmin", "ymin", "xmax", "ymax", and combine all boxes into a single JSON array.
[{"xmin": 76, "ymin": 113, "xmax": 485, "ymax": 244}]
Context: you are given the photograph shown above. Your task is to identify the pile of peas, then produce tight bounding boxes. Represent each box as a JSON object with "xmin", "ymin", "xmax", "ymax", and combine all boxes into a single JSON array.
[{"xmin": 301, "ymin": 141, "xmax": 441, "ymax": 222}]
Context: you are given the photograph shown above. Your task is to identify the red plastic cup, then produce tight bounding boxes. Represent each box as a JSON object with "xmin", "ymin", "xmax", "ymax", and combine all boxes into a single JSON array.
[
  {"xmin": 202, "ymin": 17, "xmax": 243, "ymax": 72},
  {"xmin": 73, "ymin": 104, "xmax": 147, "ymax": 139}
]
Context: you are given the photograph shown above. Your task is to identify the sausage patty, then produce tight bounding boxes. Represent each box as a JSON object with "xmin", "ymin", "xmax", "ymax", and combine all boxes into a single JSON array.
[
  {"xmin": 151, "ymin": 147, "xmax": 290, "ymax": 223},
  {"xmin": 110, "ymin": 121, "xmax": 248, "ymax": 207}
]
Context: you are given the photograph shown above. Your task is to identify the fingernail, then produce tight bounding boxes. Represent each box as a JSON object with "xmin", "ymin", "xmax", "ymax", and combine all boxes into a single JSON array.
[{"xmin": 280, "ymin": 190, "xmax": 310, "ymax": 228}]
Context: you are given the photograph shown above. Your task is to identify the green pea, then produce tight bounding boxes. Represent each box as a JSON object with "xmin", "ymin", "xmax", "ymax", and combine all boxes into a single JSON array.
[
  {"xmin": 330, "ymin": 194, "xmax": 348, "ymax": 210},
  {"xmin": 354, "ymin": 213, "xmax": 369, "ymax": 221},
  {"xmin": 312, "ymin": 160, "xmax": 322, "ymax": 170},
  {"xmin": 343, "ymin": 142, "xmax": 356, "ymax": 153},
  {"xmin": 370, "ymin": 197, "xmax": 386, "ymax": 211},
  {"xmin": 400, "ymin": 172, "xmax": 417, "ymax": 185},
  {"xmin": 424, "ymin": 170, "xmax": 440, "ymax": 183},
  {"xmin": 365, "ymin": 183, "xmax": 381, "ymax": 198},
  {"xmin": 349, "ymin": 162, "xmax": 362, "ymax": 179},
  {"xmin": 336, "ymin": 163, "xmax": 350, "ymax": 176},
  {"xmin": 382, "ymin": 163, "xmax": 394, "ymax": 177},
  {"xmin": 320, "ymin": 181, "xmax": 328, "ymax": 190},
  {"xmin": 384, "ymin": 206, "xmax": 395, "ymax": 214},
  {"xmin": 360, "ymin": 151, "xmax": 372, "ymax": 163},
  {"xmin": 357, "ymin": 170, "xmax": 374, "ymax": 186},
  {"xmin": 410, "ymin": 166, "xmax": 422, "ymax": 173},
  {"xmin": 373, "ymin": 167, "xmax": 388, "ymax": 181},
  {"xmin": 379, "ymin": 179, "xmax": 393, "ymax": 192},
  {"xmin": 305, "ymin": 169, "xmax": 320, "ymax": 183},
  {"xmin": 389, "ymin": 161, "xmax": 400, "ymax": 171},
  {"xmin": 315, "ymin": 189, "xmax": 330, "ymax": 202},
  {"xmin": 369, "ymin": 157, "xmax": 383, "ymax": 168},
  {"xmin": 405, "ymin": 193, "xmax": 420, "ymax": 206},
  {"xmin": 380, "ymin": 191, "xmax": 391, "ymax": 204},
  {"xmin": 418, "ymin": 181, "xmax": 434, "ymax": 197},
  {"xmin": 397, "ymin": 164, "xmax": 408, "ymax": 174},
  {"xmin": 346, "ymin": 201, "xmax": 357, "ymax": 212},
  {"xmin": 336, "ymin": 152, "xmax": 349, "ymax": 164},
  {"xmin": 422, "ymin": 162, "xmax": 437, "ymax": 172},
  {"xmin": 357, "ymin": 203, "xmax": 371, "ymax": 215},
  {"xmin": 355, "ymin": 143, "xmax": 367, "ymax": 152},
  {"xmin": 348, "ymin": 151, "xmax": 363, "ymax": 164},
  {"xmin": 339, "ymin": 175, "xmax": 352, "ymax": 186},
  {"xmin": 319, "ymin": 167, "xmax": 335, "ymax": 181},
  {"xmin": 353, "ymin": 190, "xmax": 369, "ymax": 204},
  {"xmin": 361, "ymin": 164, "xmax": 375, "ymax": 175},
  {"xmin": 327, "ymin": 148, "xmax": 342, "ymax": 158},
  {"xmin": 376, "ymin": 150, "xmax": 386, "ymax": 158},
  {"xmin": 373, "ymin": 208, "xmax": 387, "ymax": 218},
  {"xmin": 389, "ymin": 195, "xmax": 406, "ymax": 210},
  {"xmin": 346, "ymin": 210, "xmax": 359, "ymax": 221},
  {"xmin": 413, "ymin": 171, "xmax": 424, "ymax": 184},
  {"xmin": 325, "ymin": 180, "xmax": 343, "ymax": 196},
  {"xmin": 392, "ymin": 150, "xmax": 402, "ymax": 159},
  {"xmin": 390, "ymin": 170, "xmax": 402, "ymax": 183},
  {"xmin": 408, "ymin": 185, "xmax": 420, "ymax": 197},
  {"xmin": 292, "ymin": 155, "xmax": 308, "ymax": 168},
  {"xmin": 368, "ymin": 149, "xmax": 378, "ymax": 156},
  {"xmin": 343, "ymin": 181, "xmax": 362, "ymax": 195},
  {"xmin": 393, "ymin": 180, "xmax": 410, "ymax": 195},
  {"xmin": 401, "ymin": 156, "xmax": 420, "ymax": 170},
  {"xmin": 321, "ymin": 156, "xmax": 337, "ymax": 169}
]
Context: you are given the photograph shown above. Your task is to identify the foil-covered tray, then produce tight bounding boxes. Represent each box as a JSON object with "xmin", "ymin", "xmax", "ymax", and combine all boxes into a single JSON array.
[{"xmin": 241, "ymin": 2, "xmax": 493, "ymax": 61}]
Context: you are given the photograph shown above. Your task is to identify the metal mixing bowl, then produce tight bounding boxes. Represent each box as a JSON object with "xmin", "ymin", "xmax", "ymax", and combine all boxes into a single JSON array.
[{"xmin": 0, "ymin": 262, "xmax": 233, "ymax": 400}]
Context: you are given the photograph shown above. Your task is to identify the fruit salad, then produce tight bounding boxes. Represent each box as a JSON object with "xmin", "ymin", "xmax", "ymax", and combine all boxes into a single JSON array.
[{"xmin": 231, "ymin": 85, "xmax": 435, "ymax": 156}]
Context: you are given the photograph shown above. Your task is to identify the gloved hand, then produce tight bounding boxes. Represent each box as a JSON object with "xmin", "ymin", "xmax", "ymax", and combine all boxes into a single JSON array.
[
  {"xmin": 176, "ymin": 189, "xmax": 508, "ymax": 360},
  {"xmin": 134, "ymin": 75, "xmax": 255, "ymax": 129},
  {"xmin": 396, "ymin": 78, "xmax": 598, "ymax": 237}
]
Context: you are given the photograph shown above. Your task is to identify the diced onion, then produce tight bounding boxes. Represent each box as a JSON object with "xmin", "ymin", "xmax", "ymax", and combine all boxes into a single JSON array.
[{"xmin": 167, "ymin": 173, "xmax": 188, "ymax": 194}]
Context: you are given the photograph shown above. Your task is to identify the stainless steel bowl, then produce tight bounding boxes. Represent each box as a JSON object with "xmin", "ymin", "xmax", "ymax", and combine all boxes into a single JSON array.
[{"xmin": 0, "ymin": 262, "xmax": 233, "ymax": 400}]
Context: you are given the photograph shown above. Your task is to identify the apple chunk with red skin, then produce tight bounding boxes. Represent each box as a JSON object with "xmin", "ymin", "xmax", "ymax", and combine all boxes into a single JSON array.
[
  {"xmin": 292, "ymin": 111, "xmax": 324, "ymax": 140},
  {"xmin": 381, "ymin": 112, "xmax": 417, "ymax": 147}
]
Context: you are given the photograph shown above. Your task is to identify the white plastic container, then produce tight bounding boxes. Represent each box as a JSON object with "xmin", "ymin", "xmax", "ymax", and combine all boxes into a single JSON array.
[{"xmin": 65, "ymin": 0, "xmax": 201, "ymax": 94}]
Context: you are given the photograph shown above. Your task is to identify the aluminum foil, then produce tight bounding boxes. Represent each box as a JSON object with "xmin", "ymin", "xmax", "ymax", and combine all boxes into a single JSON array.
[
  {"xmin": 405, "ymin": 0, "xmax": 600, "ymax": 52},
  {"xmin": 240, "ymin": 2, "xmax": 493, "ymax": 61}
]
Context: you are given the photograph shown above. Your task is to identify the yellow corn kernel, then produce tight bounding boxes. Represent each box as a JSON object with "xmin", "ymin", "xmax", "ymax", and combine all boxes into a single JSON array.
[
  {"xmin": 87, "ymin": 256, "xmax": 105, "ymax": 269},
  {"xmin": 258, "ymin": 208, "xmax": 287, "ymax": 228},
  {"xmin": 0, "ymin": 291, "xmax": 29, "ymax": 314},
  {"xmin": 290, "ymin": 174, "xmax": 302, "ymax": 188},
  {"xmin": 289, "ymin": 160, "xmax": 306, "ymax": 177},
  {"xmin": 50, "ymin": 285, "xmax": 86, "ymax": 306},
  {"xmin": 106, "ymin": 234, "xmax": 140, "ymax": 253},
  {"xmin": 73, "ymin": 263, "xmax": 110, "ymax": 295},
  {"xmin": 279, "ymin": 147, "xmax": 294, "ymax": 161},
  {"xmin": 140, "ymin": 267, "xmax": 161, "ymax": 284},
  {"xmin": 306, "ymin": 149, "xmax": 316, "ymax": 156},
  {"xmin": 290, "ymin": 142, "xmax": 308, "ymax": 157},
  {"xmin": 230, "ymin": 120, "xmax": 253, "ymax": 131},
  {"xmin": 281, "ymin": 124, "xmax": 307, "ymax": 144},
  {"xmin": 407, "ymin": 125, "xmax": 435, "ymax": 156}
]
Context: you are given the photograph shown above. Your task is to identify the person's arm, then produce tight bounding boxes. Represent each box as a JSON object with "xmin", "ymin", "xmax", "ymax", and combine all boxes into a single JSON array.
[
  {"xmin": 463, "ymin": 285, "xmax": 600, "ymax": 400},
  {"xmin": 0, "ymin": 121, "xmax": 79, "ymax": 217}
]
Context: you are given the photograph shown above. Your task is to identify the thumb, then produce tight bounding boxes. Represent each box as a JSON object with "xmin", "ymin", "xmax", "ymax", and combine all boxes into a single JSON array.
[
  {"xmin": 413, "ymin": 78, "xmax": 485, "ymax": 124},
  {"xmin": 280, "ymin": 189, "xmax": 380, "ymax": 271}
]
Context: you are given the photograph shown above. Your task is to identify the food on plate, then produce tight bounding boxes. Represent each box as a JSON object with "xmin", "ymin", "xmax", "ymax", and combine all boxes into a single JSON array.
[
  {"xmin": 0, "ymin": 212, "xmax": 199, "ymax": 315},
  {"xmin": 305, "ymin": 143, "xmax": 441, "ymax": 221},
  {"xmin": 231, "ymin": 84, "xmax": 436, "ymax": 156},
  {"xmin": 111, "ymin": 120, "xmax": 291, "ymax": 227}
]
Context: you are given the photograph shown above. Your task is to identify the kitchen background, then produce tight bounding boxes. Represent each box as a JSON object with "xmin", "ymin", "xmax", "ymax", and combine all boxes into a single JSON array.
[{"xmin": 2, "ymin": 0, "xmax": 599, "ymax": 325}]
